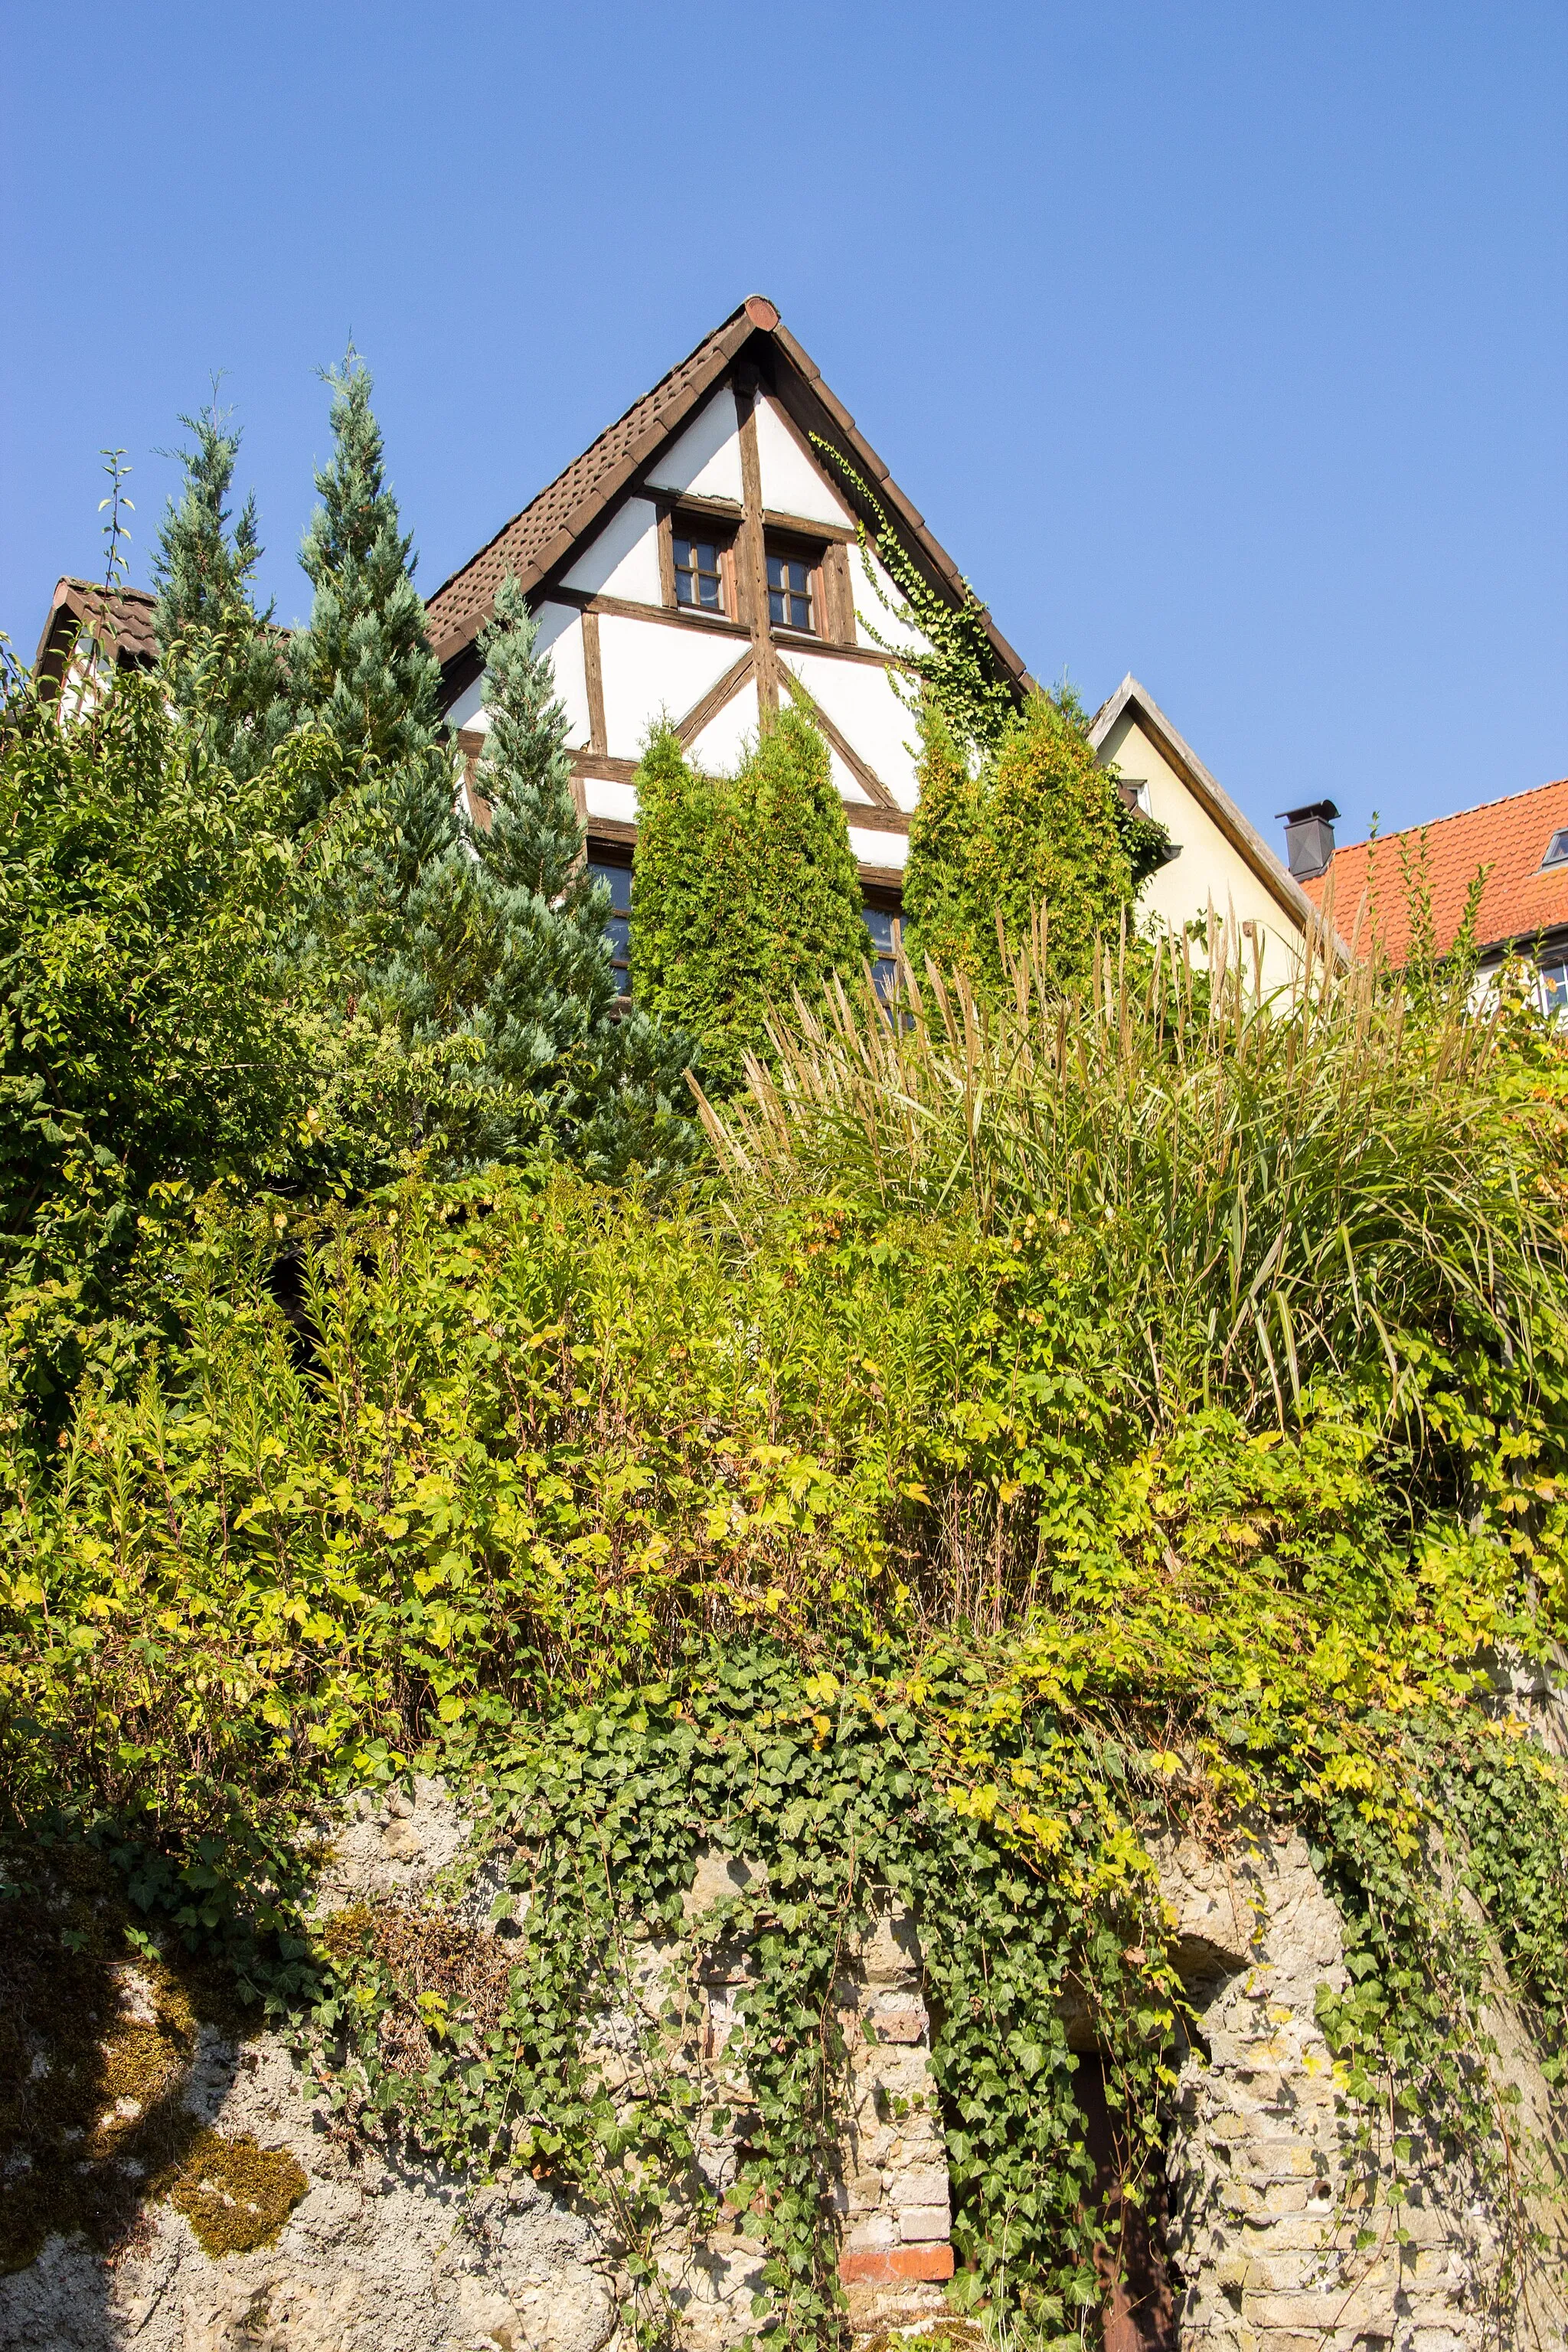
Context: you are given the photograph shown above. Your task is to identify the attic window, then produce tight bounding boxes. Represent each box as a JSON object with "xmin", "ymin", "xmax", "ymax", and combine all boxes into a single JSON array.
[
  {"xmin": 1543, "ymin": 830, "xmax": 1568, "ymax": 869},
  {"xmin": 766, "ymin": 550, "xmax": 815, "ymax": 633},
  {"xmin": 673, "ymin": 534, "xmax": 726, "ymax": 613}
]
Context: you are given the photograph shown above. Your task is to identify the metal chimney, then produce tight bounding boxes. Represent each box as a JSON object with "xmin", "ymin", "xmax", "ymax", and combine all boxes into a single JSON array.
[{"xmin": 1277, "ymin": 800, "xmax": 1338, "ymax": 882}]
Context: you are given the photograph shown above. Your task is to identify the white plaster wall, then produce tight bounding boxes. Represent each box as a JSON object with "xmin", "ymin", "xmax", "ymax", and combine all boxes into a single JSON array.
[
  {"xmin": 1100, "ymin": 712, "xmax": 1305, "ymax": 995},
  {"xmin": 781, "ymin": 651, "xmax": 920, "ymax": 807},
  {"xmin": 598, "ymin": 616, "xmax": 741, "ymax": 760},
  {"xmin": 584, "ymin": 777, "xmax": 639, "ymax": 827},
  {"xmin": 687, "ymin": 678, "xmax": 761, "ymax": 773},
  {"xmin": 443, "ymin": 603, "xmax": 592, "ymax": 750},
  {"xmin": 852, "ymin": 547, "xmax": 930, "ymax": 659},
  {"xmin": 755, "ymin": 400, "xmax": 854, "ymax": 525},
  {"xmin": 849, "ymin": 826, "xmax": 908, "ymax": 872},
  {"xmin": 645, "ymin": 392, "xmax": 745, "ymax": 503},
  {"xmin": 564, "ymin": 498, "xmax": 662, "ymax": 605}
]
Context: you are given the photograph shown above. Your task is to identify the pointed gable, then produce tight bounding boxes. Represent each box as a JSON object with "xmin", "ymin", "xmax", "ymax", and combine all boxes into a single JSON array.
[
  {"xmin": 425, "ymin": 296, "xmax": 1031, "ymax": 691},
  {"xmin": 430, "ymin": 296, "xmax": 1032, "ymax": 901}
]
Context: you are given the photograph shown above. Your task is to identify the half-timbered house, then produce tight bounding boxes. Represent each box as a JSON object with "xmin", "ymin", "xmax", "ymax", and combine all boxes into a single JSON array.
[
  {"xmin": 28, "ymin": 294, "xmax": 1327, "ymax": 988},
  {"xmin": 422, "ymin": 293, "xmax": 1034, "ymax": 989}
]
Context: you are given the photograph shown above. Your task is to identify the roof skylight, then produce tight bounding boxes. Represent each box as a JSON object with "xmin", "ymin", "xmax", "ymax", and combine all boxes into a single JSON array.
[{"xmin": 1543, "ymin": 830, "xmax": 1568, "ymax": 868}]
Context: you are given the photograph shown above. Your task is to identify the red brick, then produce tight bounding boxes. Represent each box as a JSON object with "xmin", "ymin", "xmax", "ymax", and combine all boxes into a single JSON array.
[{"xmin": 839, "ymin": 2245, "xmax": 955, "ymax": 2285}]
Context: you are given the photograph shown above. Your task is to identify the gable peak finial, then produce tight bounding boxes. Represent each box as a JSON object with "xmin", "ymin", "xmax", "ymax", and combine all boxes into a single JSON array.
[{"xmin": 743, "ymin": 295, "xmax": 779, "ymax": 331}]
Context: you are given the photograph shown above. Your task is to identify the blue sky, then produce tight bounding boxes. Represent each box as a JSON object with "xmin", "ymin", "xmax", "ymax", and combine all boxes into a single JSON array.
[{"xmin": 3, "ymin": 2, "xmax": 1563, "ymax": 848}]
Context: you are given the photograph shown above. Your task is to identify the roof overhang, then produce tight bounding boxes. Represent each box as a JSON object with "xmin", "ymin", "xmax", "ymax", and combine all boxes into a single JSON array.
[
  {"xmin": 1089, "ymin": 672, "xmax": 1348, "ymax": 964},
  {"xmin": 425, "ymin": 295, "xmax": 1034, "ymax": 701}
]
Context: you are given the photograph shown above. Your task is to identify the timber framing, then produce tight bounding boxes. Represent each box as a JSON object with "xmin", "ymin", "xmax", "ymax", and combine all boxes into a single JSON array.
[
  {"xmin": 425, "ymin": 294, "xmax": 1032, "ymax": 694},
  {"xmin": 423, "ymin": 295, "xmax": 1021, "ymax": 894}
]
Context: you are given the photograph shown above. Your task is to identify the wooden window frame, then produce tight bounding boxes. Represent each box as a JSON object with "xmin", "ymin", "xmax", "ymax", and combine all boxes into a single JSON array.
[
  {"xmin": 763, "ymin": 531, "xmax": 825, "ymax": 639},
  {"xmin": 661, "ymin": 507, "xmax": 739, "ymax": 622}
]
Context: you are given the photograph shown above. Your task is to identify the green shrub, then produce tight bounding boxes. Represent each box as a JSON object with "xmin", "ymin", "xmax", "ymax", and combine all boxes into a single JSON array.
[
  {"xmin": 903, "ymin": 688, "xmax": 1167, "ymax": 990},
  {"xmin": 631, "ymin": 707, "xmax": 866, "ymax": 1089}
]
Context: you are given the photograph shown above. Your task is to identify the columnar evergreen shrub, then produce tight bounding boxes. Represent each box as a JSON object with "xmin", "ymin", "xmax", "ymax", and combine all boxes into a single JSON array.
[
  {"xmin": 631, "ymin": 704, "xmax": 865, "ymax": 1088},
  {"xmin": 151, "ymin": 397, "xmax": 286, "ymax": 775},
  {"xmin": 903, "ymin": 687, "xmax": 1165, "ymax": 991},
  {"xmin": 289, "ymin": 348, "xmax": 445, "ymax": 780}
]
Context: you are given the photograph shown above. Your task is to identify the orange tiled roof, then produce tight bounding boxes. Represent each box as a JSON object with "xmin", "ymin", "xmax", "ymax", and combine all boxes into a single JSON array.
[
  {"xmin": 1301, "ymin": 776, "xmax": 1568, "ymax": 964},
  {"xmin": 423, "ymin": 302, "xmax": 760, "ymax": 662}
]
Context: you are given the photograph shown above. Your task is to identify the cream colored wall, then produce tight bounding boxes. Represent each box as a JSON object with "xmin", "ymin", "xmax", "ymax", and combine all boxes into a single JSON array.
[{"xmin": 1099, "ymin": 710, "xmax": 1305, "ymax": 994}]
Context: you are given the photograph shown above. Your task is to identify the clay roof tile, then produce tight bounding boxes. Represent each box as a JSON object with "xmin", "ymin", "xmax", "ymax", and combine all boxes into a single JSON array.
[{"xmin": 1302, "ymin": 776, "xmax": 1568, "ymax": 963}]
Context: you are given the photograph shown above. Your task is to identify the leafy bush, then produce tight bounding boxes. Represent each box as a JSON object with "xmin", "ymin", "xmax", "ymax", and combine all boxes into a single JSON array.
[
  {"xmin": 632, "ymin": 706, "xmax": 867, "ymax": 1089},
  {"xmin": 902, "ymin": 688, "xmax": 1168, "ymax": 990}
]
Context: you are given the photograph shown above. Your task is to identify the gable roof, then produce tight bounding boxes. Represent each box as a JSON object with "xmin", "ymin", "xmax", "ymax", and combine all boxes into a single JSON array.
[
  {"xmin": 424, "ymin": 294, "xmax": 1033, "ymax": 694},
  {"xmin": 1088, "ymin": 673, "xmax": 1331, "ymax": 942},
  {"xmin": 1300, "ymin": 775, "xmax": 1568, "ymax": 965},
  {"xmin": 34, "ymin": 577, "xmax": 159, "ymax": 688}
]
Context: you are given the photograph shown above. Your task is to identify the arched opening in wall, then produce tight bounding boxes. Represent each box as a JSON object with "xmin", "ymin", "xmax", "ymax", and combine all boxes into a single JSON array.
[{"xmin": 1074, "ymin": 2053, "xmax": 1180, "ymax": 2352}]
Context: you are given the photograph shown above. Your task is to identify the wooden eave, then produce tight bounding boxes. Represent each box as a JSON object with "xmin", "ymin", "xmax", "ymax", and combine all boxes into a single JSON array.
[
  {"xmin": 427, "ymin": 295, "xmax": 1034, "ymax": 703},
  {"xmin": 1088, "ymin": 672, "xmax": 1348, "ymax": 962}
]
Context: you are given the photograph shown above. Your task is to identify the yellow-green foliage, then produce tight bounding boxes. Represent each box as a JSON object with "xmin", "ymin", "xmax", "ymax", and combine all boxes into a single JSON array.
[
  {"xmin": 902, "ymin": 688, "xmax": 1157, "ymax": 989},
  {"xmin": 4, "ymin": 943, "xmax": 1568, "ymax": 2332},
  {"xmin": 631, "ymin": 705, "xmax": 866, "ymax": 1088}
]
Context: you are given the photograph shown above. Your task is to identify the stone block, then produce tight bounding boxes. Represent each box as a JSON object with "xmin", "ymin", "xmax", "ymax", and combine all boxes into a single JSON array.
[
  {"xmin": 890, "ymin": 2167, "xmax": 949, "ymax": 2207},
  {"xmin": 897, "ymin": 2205, "xmax": 952, "ymax": 2243},
  {"xmin": 839, "ymin": 2244, "xmax": 954, "ymax": 2285},
  {"xmin": 842, "ymin": 2213, "xmax": 898, "ymax": 2252}
]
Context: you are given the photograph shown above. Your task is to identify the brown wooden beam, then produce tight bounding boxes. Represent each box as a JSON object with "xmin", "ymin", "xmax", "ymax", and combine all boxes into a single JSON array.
[
  {"xmin": 778, "ymin": 664, "xmax": 899, "ymax": 808},
  {"xmin": 674, "ymin": 648, "xmax": 756, "ymax": 750},
  {"xmin": 735, "ymin": 377, "xmax": 778, "ymax": 712},
  {"xmin": 580, "ymin": 609, "xmax": 607, "ymax": 756}
]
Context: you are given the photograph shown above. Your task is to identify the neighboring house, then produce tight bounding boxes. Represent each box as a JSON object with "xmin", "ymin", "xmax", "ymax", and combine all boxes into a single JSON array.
[
  {"xmin": 1088, "ymin": 674, "xmax": 1326, "ymax": 992},
  {"xmin": 1297, "ymin": 776, "xmax": 1568, "ymax": 1008},
  {"xmin": 32, "ymin": 579, "xmax": 158, "ymax": 709}
]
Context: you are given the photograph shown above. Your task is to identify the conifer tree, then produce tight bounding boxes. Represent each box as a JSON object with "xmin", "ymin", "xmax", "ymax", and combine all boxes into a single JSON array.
[
  {"xmin": 903, "ymin": 689, "xmax": 1169, "ymax": 993},
  {"xmin": 150, "ymin": 395, "xmax": 285, "ymax": 776},
  {"xmin": 632, "ymin": 704, "xmax": 866, "ymax": 1089},
  {"xmin": 290, "ymin": 348, "xmax": 445, "ymax": 779},
  {"xmin": 901, "ymin": 694, "xmax": 979, "ymax": 975}
]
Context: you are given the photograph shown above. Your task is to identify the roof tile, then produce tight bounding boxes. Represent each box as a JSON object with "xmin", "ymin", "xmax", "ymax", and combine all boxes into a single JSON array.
[
  {"xmin": 1303, "ymin": 776, "xmax": 1568, "ymax": 963},
  {"xmin": 424, "ymin": 305, "xmax": 751, "ymax": 659}
]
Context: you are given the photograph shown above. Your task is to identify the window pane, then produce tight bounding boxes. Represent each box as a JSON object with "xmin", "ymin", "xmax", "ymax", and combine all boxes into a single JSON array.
[
  {"xmin": 588, "ymin": 861, "xmax": 632, "ymax": 985},
  {"xmin": 863, "ymin": 905, "xmax": 899, "ymax": 998},
  {"xmin": 768, "ymin": 588, "xmax": 786, "ymax": 626}
]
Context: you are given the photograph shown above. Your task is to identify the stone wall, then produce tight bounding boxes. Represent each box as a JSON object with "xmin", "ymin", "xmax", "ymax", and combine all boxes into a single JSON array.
[
  {"xmin": 5, "ymin": 1779, "xmax": 1564, "ymax": 2351},
  {"xmin": 1158, "ymin": 1825, "xmax": 1568, "ymax": 2352}
]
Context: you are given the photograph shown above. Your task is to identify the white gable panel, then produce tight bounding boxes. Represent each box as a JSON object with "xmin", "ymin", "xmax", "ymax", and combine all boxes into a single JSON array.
[
  {"xmin": 828, "ymin": 746, "xmax": 874, "ymax": 805},
  {"xmin": 585, "ymin": 776, "xmax": 639, "ymax": 826},
  {"xmin": 849, "ymin": 826, "xmax": 908, "ymax": 872},
  {"xmin": 687, "ymin": 678, "xmax": 760, "ymax": 773},
  {"xmin": 443, "ymin": 601, "xmax": 592, "ymax": 748},
  {"xmin": 755, "ymin": 400, "xmax": 854, "ymax": 525},
  {"xmin": 645, "ymin": 391, "xmax": 745, "ymax": 501},
  {"xmin": 564, "ymin": 498, "xmax": 662, "ymax": 603},
  {"xmin": 598, "ymin": 615, "xmax": 743, "ymax": 760},
  {"xmin": 852, "ymin": 547, "xmax": 929, "ymax": 657},
  {"xmin": 779, "ymin": 652, "xmax": 920, "ymax": 808}
]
